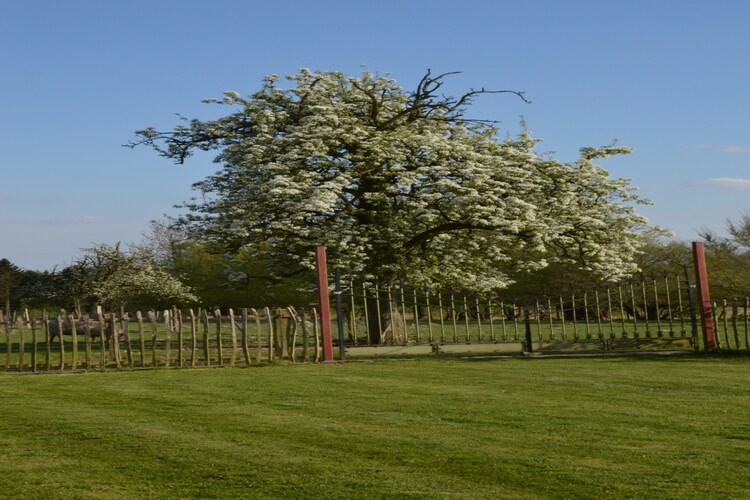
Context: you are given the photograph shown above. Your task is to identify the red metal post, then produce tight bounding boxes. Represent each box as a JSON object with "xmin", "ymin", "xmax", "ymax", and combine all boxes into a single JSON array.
[
  {"xmin": 315, "ymin": 246, "xmax": 334, "ymax": 362},
  {"xmin": 692, "ymin": 242, "xmax": 716, "ymax": 350}
]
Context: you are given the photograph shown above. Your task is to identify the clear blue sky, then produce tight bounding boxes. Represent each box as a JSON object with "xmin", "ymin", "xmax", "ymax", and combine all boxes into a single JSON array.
[{"xmin": 1, "ymin": 0, "xmax": 748, "ymax": 270}]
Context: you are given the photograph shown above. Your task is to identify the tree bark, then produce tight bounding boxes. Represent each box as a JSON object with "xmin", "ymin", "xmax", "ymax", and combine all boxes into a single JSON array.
[{"xmin": 365, "ymin": 290, "xmax": 405, "ymax": 345}]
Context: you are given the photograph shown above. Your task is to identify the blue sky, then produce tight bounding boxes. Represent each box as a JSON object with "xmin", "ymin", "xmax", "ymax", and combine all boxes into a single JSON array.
[{"xmin": 1, "ymin": 0, "xmax": 748, "ymax": 270}]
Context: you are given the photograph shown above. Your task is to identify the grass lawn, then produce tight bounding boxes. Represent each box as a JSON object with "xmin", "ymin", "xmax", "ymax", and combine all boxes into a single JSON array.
[{"xmin": 0, "ymin": 355, "xmax": 748, "ymax": 498}]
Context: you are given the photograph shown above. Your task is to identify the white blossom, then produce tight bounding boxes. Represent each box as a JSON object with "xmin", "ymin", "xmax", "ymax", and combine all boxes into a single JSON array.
[{"xmin": 136, "ymin": 70, "xmax": 663, "ymax": 290}]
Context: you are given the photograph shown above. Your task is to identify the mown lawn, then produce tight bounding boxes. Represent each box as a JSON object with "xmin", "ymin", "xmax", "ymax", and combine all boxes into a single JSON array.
[{"xmin": 0, "ymin": 354, "xmax": 748, "ymax": 499}]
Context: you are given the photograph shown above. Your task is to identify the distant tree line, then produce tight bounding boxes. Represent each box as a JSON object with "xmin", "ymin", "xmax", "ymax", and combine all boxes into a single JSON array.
[
  {"xmin": 3, "ymin": 214, "xmax": 750, "ymax": 316},
  {"xmin": 0, "ymin": 220, "xmax": 315, "ymax": 315}
]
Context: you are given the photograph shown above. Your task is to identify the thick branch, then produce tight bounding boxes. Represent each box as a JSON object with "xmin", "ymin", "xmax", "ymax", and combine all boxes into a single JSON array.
[{"xmin": 403, "ymin": 222, "xmax": 532, "ymax": 251}]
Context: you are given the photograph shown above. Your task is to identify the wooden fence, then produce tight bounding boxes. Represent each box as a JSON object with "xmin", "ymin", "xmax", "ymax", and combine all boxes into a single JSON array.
[
  {"xmin": 0, "ymin": 307, "xmax": 321, "ymax": 373},
  {"xmin": 712, "ymin": 298, "xmax": 750, "ymax": 351},
  {"xmin": 4, "ymin": 278, "xmax": 750, "ymax": 371}
]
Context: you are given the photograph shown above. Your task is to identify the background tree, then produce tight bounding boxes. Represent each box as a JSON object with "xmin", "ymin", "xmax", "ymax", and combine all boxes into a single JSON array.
[
  {"xmin": 132, "ymin": 69, "xmax": 658, "ymax": 293},
  {"xmin": 700, "ymin": 212, "xmax": 750, "ymax": 298},
  {"xmin": 136, "ymin": 218, "xmax": 314, "ymax": 307},
  {"xmin": 16, "ymin": 269, "xmax": 68, "ymax": 310},
  {"xmin": 60, "ymin": 243, "xmax": 130, "ymax": 313},
  {"xmin": 170, "ymin": 241, "xmax": 313, "ymax": 308},
  {"xmin": 64, "ymin": 244, "xmax": 197, "ymax": 311},
  {"xmin": 0, "ymin": 258, "xmax": 22, "ymax": 314},
  {"xmin": 134, "ymin": 218, "xmax": 189, "ymax": 268}
]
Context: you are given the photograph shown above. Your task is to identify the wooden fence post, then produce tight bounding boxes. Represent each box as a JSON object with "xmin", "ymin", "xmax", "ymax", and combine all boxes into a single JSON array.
[
  {"xmin": 275, "ymin": 308, "xmax": 286, "ymax": 359},
  {"xmin": 201, "ymin": 310, "xmax": 210, "ymax": 367},
  {"xmin": 69, "ymin": 314, "xmax": 78, "ymax": 371},
  {"xmin": 692, "ymin": 242, "xmax": 716, "ymax": 350},
  {"xmin": 301, "ymin": 308, "xmax": 309, "ymax": 362},
  {"xmin": 214, "ymin": 309, "xmax": 223, "ymax": 366},
  {"xmin": 57, "ymin": 315, "xmax": 65, "ymax": 371},
  {"xmin": 250, "ymin": 308, "xmax": 261, "ymax": 363},
  {"xmin": 122, "ymin": 313, "xmax": 133, "ymax": 367},
  {"xmin": 5, "ymin": 315, "xmax": 12, "ymax": 369},
  {"xmin": 241, "ymin": 308, "xmax": 251, "ymax": 365},
  {"xmin": 287, "ymin": 307, "xmax": 298, "ymax": 363},
  {"xmin": 315, "ymin": 246, "xmax": 334, "ymax": 362},
  {"xmin": 175, "ymin": 307, "xmax": 184, "ymax": 368},
  {"xmin": 83, "ymin": 315, "xmax": 92, "ymax": 370},
  {"xmin": 16, "ymin": 317, "xmax": 25, "ymax": 371},
  {"xmin": 264, "ymin": 307, "xmax": 274, "ymax": 362},
  {"xmin": 313, "ymin": 308, "xmax": 321, "ymax": 363},
  {"xmin": 136, "ymin": 311, "xmax": 146, "ymax": 367},
  {"xmin": 44, "ymin": 312, "xmax": 51, "ymax": 371},
  {"xmin": 98, "ymin": 313, "xmax": 107, "ymax": 369},
  {"xmin": 149, "ymin": 310, "xmax": 159, "ymax": 367},
  {"xmin": 31, "ymin": 318, "xmax": 38, "ymax": 373},
  {"xmin": 189, "ymin": 309, "xmax": 197, "ymax": 367},
  {"xmin": 111, "ymin": 314, "xmax": 122, "ymax": 369},
  {"xmin": 229, "ymin": 308, "xmax": 237, "ymax": 366},
  {"xmin": 164, "ymin": 310, "xmax": 172, "ymax": 368}
]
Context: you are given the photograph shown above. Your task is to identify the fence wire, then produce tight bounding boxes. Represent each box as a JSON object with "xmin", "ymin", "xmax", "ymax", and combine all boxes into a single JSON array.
[{"xmin": 332, "ymin": 272, "xmax": 723, "ymax": 350}]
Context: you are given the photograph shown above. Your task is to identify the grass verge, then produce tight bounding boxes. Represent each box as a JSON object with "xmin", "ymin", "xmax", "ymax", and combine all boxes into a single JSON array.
[{"xmin": 0, "ymin": 354, "xmax": 748, "ymax": 498}]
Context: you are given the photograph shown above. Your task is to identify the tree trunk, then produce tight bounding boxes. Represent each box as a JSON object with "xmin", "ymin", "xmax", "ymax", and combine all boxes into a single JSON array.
[
  {"xmin": 365, "ymin": 291, "xmax": 405, "ymax": 345},
  {"xmin": 365, "ymin": 295, "xmax": 383, "ymax": 344}
]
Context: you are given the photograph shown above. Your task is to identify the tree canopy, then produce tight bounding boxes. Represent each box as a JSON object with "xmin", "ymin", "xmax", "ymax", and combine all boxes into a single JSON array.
[
  {"xmin": 82, "ymin": 244, "xmax": 198, "ymax": 309},
  {"xmin": 700, "ymin": 212, "xmax": 750, "ymax": 298},
  {"xmin": 0, "ymin": 258, "xmax": 22, "ymax": 314},
  {"xmin": 132, "ymin": 69, "xmax": 657, "ymax": 290}
]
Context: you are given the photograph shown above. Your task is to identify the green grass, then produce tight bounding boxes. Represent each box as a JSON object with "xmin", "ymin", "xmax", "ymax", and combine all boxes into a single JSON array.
[
  {"xmin": 352, "ymin": 315, "xmax": 700, "ymax": 343},
  {"xmin": 0, "ymin": 355, "xmax": 749, "ymax": 498}
]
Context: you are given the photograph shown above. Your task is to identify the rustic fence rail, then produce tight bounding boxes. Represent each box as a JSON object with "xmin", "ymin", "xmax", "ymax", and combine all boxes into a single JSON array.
[
  {"xmin": 711, "ymin": 298, "xmax": 750, "ymax": 351},
  {"xmin": 0, "ymin": 307, "xmax": 321, "ymax": 373}
]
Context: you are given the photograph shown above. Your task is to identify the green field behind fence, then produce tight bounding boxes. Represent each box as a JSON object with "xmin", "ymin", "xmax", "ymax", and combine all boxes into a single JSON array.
[{"xmin": 0, "ymin": 356, "xmax": 749, "ymax": 498}]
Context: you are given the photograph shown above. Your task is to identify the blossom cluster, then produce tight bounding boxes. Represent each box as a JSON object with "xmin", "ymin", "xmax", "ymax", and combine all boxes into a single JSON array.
[{"xmin": 146, "ymin": 69, "xmax": 661, "ymax": 290}]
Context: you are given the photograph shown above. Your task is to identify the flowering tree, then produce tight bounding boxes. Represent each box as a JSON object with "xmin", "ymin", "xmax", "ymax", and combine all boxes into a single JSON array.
[
  {"xmin": 132, "ymin": 69, "xmax": 656, "ymax": 291},
  {"xmin": 74, "ymin": 244, "xmax": 198, "ymax": 309},
  {"xmin": 700, "ymin": 212, "xmax": 750, "ymax": 297}
]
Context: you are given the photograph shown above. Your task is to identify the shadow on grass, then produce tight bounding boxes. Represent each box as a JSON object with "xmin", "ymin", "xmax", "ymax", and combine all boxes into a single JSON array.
[{"xmin": 461, "ymin": 350, "xmax": 750, "ymax": 363}]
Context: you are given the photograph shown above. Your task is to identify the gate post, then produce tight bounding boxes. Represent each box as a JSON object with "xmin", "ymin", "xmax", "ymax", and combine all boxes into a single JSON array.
[
  {"xmin": 315, "ymin": 246, "xmax": 334, "ymax": 362},
  {"xmin": 692, "ymin": 242, "xmax": 716, "ymax": 350}
]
